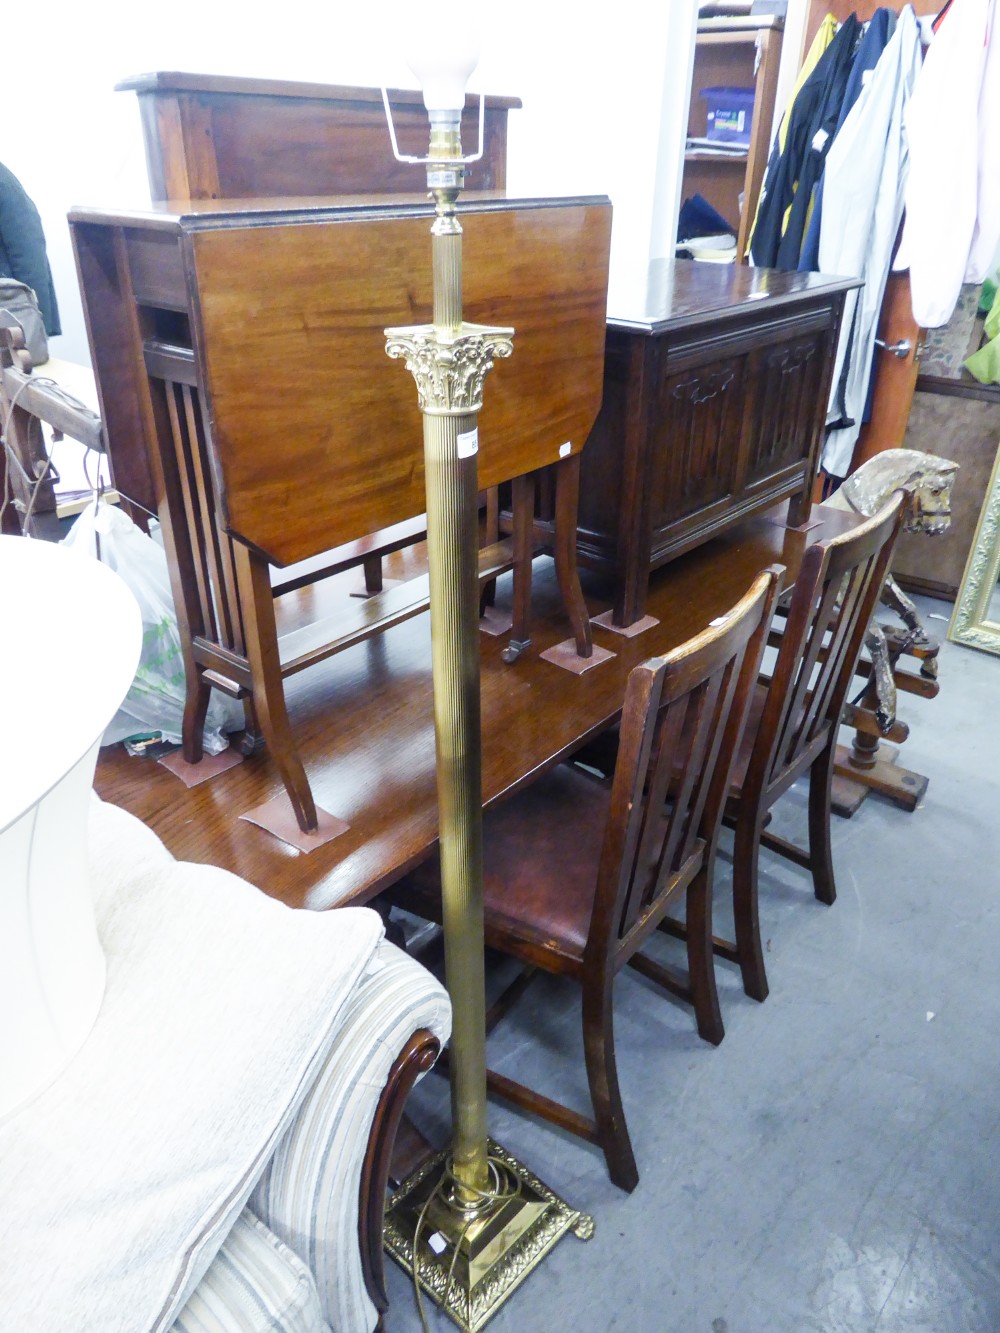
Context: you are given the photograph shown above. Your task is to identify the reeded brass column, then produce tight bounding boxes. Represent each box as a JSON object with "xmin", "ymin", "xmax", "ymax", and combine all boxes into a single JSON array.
[
  {"xmin": 386, "ymin": 126, "xmax": 511, "ymax": 1203},
  {"xmin": 382, "ymin": 90, "xmax": 592, "ymax": 1333}
]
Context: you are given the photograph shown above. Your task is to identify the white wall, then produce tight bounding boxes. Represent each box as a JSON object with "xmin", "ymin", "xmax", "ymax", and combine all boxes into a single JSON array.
[{"xmin": 4, "ymin": 0, "xmax": 697, "ymax": 364}]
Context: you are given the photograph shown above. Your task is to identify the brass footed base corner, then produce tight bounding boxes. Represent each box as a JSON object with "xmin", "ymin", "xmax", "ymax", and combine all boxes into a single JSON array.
[{"xmin": 384, "ymin": 1138, "xmax": 593, "ymax": 1331}]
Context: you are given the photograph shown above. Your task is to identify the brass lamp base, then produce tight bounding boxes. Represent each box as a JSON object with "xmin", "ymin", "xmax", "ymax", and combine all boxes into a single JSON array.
[{"xmin": 385, "ymin": 1138, "xmax": 593, "ymax": 1332}]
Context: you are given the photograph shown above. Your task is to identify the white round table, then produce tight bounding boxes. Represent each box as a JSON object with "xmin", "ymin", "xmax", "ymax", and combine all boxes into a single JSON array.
[{"xmin": 0, "ymin": 535, "xmax": 141, "ymax": 1118}]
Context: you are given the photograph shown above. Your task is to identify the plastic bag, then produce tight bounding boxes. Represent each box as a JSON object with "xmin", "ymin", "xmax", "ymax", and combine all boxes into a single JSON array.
[{"xmin": 62, "ymin": 499, "xmax": 243, "ymax": 752}]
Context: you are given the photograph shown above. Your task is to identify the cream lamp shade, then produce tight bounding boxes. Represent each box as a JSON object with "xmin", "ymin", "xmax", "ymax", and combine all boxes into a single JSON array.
[{"xmin": 0, "ymin": 535, "xmax": 141, "ymax": 1119}]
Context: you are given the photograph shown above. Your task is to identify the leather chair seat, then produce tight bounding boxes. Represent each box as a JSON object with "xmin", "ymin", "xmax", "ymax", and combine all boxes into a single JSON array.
[{"xmin": 406, "ymin": 763, "xmax": 612, "ymax": 968}]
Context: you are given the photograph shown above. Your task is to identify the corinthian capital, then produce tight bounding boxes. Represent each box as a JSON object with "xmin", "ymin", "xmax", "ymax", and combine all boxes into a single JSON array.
[{"xmin": 384, "ymin": 321, "xmax": 514, "ymax": 417}]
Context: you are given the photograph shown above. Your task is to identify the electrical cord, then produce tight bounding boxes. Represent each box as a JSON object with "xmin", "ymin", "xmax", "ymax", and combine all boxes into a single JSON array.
[{"xmin": 408, "ymin": 1150, "xmax": 523, "ymax": 1331}]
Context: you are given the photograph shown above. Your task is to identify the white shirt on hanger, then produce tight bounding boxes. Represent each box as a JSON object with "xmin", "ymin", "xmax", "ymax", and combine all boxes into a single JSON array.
[
  {"xmin": 898, "ymin": 0, "xmax": 999, "ymax": 328},
  {"xmin": 820, "ymin": 6, "xmax": 922, "ymax": 478}
]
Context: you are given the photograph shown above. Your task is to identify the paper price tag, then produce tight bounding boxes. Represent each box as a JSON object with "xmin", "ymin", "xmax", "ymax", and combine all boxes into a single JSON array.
[
  {"xmin": 559, "ymin": 441, "xmax": 572, "ymax": 458},
  {"xmin": 457, "ymin": 428, "xmax": 479, "ymax": 458}
]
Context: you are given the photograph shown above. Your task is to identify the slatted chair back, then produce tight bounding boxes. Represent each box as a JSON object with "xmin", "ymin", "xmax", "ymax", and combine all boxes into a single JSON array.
[
  {"xmin": 754, "ymin": 494, "xmax": 905, "ymax": 803},
  {"xmin": 590, "ymin": 568, "xmax": 781, "ymax": 966}
]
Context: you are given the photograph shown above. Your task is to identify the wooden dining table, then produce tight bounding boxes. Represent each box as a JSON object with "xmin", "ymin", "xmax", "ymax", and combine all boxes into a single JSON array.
[{"xmin": 94, "ymin": 499, "xmax": 866, "ymax": 911}]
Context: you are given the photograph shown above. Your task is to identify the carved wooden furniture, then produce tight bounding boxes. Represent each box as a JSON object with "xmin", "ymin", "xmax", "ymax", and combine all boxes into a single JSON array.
[
  {"xmin": 389, "ymin": 570, "xmax": 779, "ymax": 1191},
  {"xmin": 527, "ymin": 255, "xmax": 852, "ymax": 639},
  {"xmin": 71, "ymin": 194, "xmax": 612, "ymax": 833},
  {"xmin": 93, "ymin": 500, "xmax": 870, "ymax": 912},
  {"xmin": 576, "ymin": 260, "xmax": 858, "ymax": 627},
  {"xmin": 832, "ymin": 625, "xmax": 940, "ymax": 818},
  {"xmin": 103, "ymin": 74, "xmax": 518, "ymax": 520},
  {"xmin": 117, "ymin": 72, "xmax": 519, "ymax": 204},
  {"xmin": 719, "ymin": 495, "xmax": 906, "ymax": 1002}
]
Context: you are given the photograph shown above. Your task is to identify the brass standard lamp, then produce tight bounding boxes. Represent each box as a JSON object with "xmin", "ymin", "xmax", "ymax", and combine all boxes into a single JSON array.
[{"xmin": 381, "ymin": 34, "xmax": 592, "ymax": 1333}]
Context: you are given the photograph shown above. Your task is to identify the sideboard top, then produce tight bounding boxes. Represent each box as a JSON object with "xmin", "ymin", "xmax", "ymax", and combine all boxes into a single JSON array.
[{"xmin": 608, "ymin": 259, "xmax": 861, "ymax": 333}]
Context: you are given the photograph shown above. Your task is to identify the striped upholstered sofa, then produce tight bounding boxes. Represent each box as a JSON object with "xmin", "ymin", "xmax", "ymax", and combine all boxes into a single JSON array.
[{"xmin": 0, "ymin": 796, "xmax": 451, "ymax": 1332}]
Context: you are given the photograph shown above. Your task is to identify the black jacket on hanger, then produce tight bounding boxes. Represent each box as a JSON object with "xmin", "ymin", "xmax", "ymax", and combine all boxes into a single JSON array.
[{"xmin": 750, "ymin": 14, "xmax": 861, "ymax": 271}]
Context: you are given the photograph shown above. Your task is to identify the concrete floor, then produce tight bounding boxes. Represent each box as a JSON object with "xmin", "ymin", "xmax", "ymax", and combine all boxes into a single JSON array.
[{"xmin": 386, "ymin": 602, "xmax": 1000, "ymax": 1332}]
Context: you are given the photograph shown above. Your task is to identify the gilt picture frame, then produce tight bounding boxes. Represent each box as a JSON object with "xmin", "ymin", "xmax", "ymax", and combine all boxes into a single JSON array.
[{"xmin": 949, "ymin": 438, "xmax": 1000, "ymax": 656}]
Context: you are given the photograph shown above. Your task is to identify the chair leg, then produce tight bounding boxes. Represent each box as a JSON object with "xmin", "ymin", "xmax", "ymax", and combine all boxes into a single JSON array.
[
  {"xmin": 685, "ymin": 863, "xmax": 724, "ymax": 1046},
  {"xmin": 808, "ymin": 743, "xmax": 838, "ymax": 906},
  {"xmin": 582, "ymin": 980, "xmax": 638, "ymax": 1192},
  {"xmin": 732, "ymin": 812, "xmax": 769, "ymax": 1003}
]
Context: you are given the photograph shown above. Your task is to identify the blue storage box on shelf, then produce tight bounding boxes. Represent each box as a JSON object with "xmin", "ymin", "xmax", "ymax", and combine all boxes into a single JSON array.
[{"xmin": 699, "ymin": 86, "xmax": 755, "ymax": 147}]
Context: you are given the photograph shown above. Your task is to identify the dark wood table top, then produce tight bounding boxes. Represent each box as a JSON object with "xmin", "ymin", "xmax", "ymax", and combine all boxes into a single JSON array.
[
  {"xmin": 607, "ymin": 257, "xmax": 860, "ymax": 334},
  {"xmin": 94, "ymin": 500, "xmax": 864, "ymax": 910}
]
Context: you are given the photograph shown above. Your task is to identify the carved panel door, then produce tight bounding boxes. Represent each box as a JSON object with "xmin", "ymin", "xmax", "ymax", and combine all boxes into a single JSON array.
[
  {"xmin": 650, "ymin": 355, "xmax": 745, "ymax": 535},
  {"xmin": 741, "ymin": 331, "xmax": 832, "ymax": 492}
]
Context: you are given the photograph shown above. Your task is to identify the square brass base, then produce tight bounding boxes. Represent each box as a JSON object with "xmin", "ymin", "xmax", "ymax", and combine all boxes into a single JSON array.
[{"xmin": 384, "ymin": 1138, "xmax": 593, "ymax": 1331}]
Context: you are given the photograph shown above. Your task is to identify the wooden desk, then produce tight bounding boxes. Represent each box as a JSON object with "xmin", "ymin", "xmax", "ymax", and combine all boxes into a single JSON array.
[
  {"xmin": 577, "ymin": 260, "xmax": 860, "ymax": 626},
  {"xmin": 93, "ymin": 499, "xmax": 865, "ymax": 910},
  {"xmin": 73, "ymin": 193, "xmax": 611, "ymax": 831}
]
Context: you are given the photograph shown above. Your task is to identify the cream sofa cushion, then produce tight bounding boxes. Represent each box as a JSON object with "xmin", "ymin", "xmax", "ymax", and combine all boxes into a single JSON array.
[{"xmin": 0, "ymin": 797, "xmax": 383, "ymax": 1332}]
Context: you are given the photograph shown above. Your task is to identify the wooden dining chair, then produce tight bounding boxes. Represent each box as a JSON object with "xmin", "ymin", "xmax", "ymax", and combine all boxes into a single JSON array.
[
  {"xmin": 391, "ymin": 568, "xmax": 780, "ymax": 1192},
  {"xmin": 714, "ymin": 494, "xmax": 907, "ymax": 1004}
]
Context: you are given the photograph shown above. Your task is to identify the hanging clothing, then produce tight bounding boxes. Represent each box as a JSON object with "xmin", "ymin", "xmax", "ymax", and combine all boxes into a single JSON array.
[
  {"xmin": 819, "ymin": 7, "xmax": 923, "ymax": 478},
  {"xmin": 745, "ymin": 13, "xmax": 837, "ymax": 260},
  {"xmin": 798, "ymin": 8, "xmax": 897, "ymax": 273},
  {"xmin": 750, "ymin": 15, "xmax": 861, "ymax": 271},
  {"xmin": 898, "ymin": 0, "xmax": 1000, "ymax": 327},
  {"xmin": 0, "ymin": 161, "xmax": 60, "ymax": 337}
]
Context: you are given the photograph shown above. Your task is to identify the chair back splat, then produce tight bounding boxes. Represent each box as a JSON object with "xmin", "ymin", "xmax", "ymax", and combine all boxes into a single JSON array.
[
  {"xmin": 751, "ymin": 494, "xmax": 906, "ymax": 809},
  {"xmin": 726, "ymin": 492, "xmax": 907, "ymax": 1005},
  {"xmin": 596, "ymin": 568, "xmax": 782, "ymax": 972}
]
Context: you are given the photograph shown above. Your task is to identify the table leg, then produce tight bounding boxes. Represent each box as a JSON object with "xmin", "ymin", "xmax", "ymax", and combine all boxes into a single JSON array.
[
  {"xmin": 554, "ymin": 454, "xmax": 592, "ymax": 658},
  {"xmin": 234, "ymin": 544, "xmax": 319, "ymax": 832}
]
